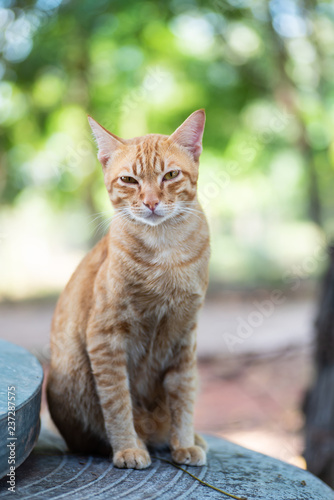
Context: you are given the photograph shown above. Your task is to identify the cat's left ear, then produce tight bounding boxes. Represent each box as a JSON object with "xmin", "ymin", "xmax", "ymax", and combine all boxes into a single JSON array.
[
  {"xmin": 88, "ymin": 116, "xmax": 124, "ymax": 169},
  {"xmin": 169, "ymin": 109, "xmax": 206, "ymax": 162}
]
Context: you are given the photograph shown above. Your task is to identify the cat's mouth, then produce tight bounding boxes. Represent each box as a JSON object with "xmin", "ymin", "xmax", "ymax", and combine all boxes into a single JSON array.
[{"xmin": 147, "ymin": 212, "xmax": 163, "ymax": 218}]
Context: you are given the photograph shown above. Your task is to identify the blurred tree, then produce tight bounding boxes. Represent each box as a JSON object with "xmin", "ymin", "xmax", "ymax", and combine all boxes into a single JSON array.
[{"xmin": 0, "ymin": 0, "xmax": 333, "ymax": 285}]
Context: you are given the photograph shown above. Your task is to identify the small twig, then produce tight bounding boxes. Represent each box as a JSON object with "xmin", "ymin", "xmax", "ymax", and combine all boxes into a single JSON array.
[{"xmin": 151, "ymin": 456, "xmax": 247, "ymax": 500}]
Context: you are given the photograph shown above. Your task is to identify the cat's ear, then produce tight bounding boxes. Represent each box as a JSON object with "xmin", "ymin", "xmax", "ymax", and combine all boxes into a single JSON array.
[
  {"xmin": 169, "ymin": 109, "xmax": 206, "ymax": 162},
  {"xmin": 88, "ymin": 116, "xmax": 124, "ymax": 168}
]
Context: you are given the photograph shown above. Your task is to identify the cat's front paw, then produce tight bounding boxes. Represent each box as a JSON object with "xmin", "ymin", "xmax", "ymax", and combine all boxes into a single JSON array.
[
  {"xmin": 113, "ymin": 448, "xmax": 151, "ymax": 469},
  {"xmin": 172, "ymin": 446, "xmax": 206, "ymax": 466}
]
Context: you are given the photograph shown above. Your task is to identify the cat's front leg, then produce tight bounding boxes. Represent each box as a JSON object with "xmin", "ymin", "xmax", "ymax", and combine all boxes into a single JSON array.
[
  {"xmin": 86, "ymin": 328, "xmax": 151, "ymax": 469},
  {"xmin": 164, "ymin": 337, "xmax": 206, "ymax": 466}
]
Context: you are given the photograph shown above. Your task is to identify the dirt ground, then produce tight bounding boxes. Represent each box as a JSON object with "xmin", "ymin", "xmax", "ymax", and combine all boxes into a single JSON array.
[{"xmin": 196, "ymin": 347, "xmax": 312, "ymax": 469}]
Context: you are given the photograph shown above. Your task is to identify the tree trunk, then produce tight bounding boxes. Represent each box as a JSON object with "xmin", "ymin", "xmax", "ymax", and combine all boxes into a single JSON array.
[{"xmin": 304, "ymin": 246, "xmax": 334, "ymax": 486}]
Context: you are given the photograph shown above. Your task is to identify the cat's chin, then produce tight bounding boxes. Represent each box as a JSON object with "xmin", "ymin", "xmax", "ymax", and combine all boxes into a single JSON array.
[
  {"xmin": 129, "ymin": 210, "xmax": 190, "ymax": 227},
  {"xmin": 140, "ymin": 214, "xmax": 167, "ymax": 227},
  {"xmin": 128, "ymin": 212, "xmax": 173, "ymax": 227}
]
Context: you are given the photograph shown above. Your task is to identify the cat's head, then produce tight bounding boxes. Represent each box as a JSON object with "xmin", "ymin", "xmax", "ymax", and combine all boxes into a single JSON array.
[{"xmin": 88, "ymin": 110, "xmax": 205, "ymax": 226}]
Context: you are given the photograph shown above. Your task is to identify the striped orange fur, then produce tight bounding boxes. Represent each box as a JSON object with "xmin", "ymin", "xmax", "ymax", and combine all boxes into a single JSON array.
[{"xmin": 47, "ymin": 110, "xmax": 210, "ymax": 469}]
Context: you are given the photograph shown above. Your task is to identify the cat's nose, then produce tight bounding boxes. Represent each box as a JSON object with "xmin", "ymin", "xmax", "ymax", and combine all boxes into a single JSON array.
[{"xmin": 143, "ymin": 200, "xmax": 159, "ymax": 212}]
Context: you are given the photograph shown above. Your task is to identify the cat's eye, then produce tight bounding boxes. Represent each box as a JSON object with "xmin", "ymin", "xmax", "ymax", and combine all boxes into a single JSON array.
[
  {"xmin": 120, "ymin": 176, "xmax": 138, "ymax": 184},
  {"xmin": 163, "ymin": 170, "xmax": 179, "ymax": 181}
]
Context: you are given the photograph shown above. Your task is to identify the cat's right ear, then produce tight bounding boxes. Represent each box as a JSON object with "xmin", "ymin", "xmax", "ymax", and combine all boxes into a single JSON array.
[{"xmin": 88, "ymin": 116, "xmax": 124, "ymax": 169}]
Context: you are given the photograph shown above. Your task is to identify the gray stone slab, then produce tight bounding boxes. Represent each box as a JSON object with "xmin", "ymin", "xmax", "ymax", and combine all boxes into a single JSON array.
[
  {"xmin": 0, "ymin": 340, "xmax": 43, "ymax": 480},
  {"xmin": 0, "ymin": 431, "xmax": 332, "ymax": 499}
]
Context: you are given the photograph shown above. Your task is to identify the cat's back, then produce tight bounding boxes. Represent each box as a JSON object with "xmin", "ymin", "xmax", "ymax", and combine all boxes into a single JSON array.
[{"xmin": 51, "ymin": 234, "xmax": 109, "ymax": 341}]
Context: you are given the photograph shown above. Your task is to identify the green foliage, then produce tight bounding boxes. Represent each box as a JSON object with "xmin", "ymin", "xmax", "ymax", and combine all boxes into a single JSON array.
[{"xmin": 1, "ymin": 0, "xmax": 334, "ymax": 288}]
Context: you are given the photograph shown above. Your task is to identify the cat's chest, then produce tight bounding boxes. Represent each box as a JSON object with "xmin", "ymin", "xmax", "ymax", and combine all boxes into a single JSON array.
[
  {"xmin": 115, "ymin": 249, "xmax": 206, "ymax": 363},
  {"xmin": 110, "ymin": 228, "xmax": 209, "ymax": 297},
  {"xmin": 126, "ymin": 294, "xmax": 199, "ymax": 369},
  {"xmin": 126, "ymin": 305, "xmax": 190, "ymax": 395},
  {"xmin": 122, "ymin": 245, "xmax": 208, "ymax": 302}
]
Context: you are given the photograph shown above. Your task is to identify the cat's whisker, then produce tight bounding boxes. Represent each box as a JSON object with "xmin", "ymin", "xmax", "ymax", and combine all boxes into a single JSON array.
[
  {"xmin": 89, "ymin": 214, "xmax": 110, "ymax": 226},
  {"xmin": 90, "ymin": 209, "xmax": 129, "ymax": 237},
  {"xmin": 92, "ymin": 214, "xmax": 115, "ymax": 237},
  {"xmin": 88, "ymin": 211, "xmax": 116, "ymax": 239},
  {"xmin": 88, "ymin": 210, "xmax": 114, "ymax": 218},
  {"xmin": 88, "ymin": 210, "xmax": 114, "ymax": 225},
  {"xmin": 177, "ymin": 202, "xmax": 204, "ymax": 214},
  {"xmin": 111, "ymin": 210, "xmax": 134, "ymax": 231},
  {"xmin": 177, "ymin": 208, "xmax": 204, "ymax": 222},
  {"xmin": 179, "ymin": 205, "xmax": 203, "ymax": 213},
  {"xmin": 177, "ymin": 209, "xmax": 202, "ymax": 215},
  {"xmin": 178, "ymin": 206, "xmax": 203, "ymax": 214}
]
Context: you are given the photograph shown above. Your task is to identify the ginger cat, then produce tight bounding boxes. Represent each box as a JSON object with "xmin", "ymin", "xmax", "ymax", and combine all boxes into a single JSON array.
[{"xmin": 47, "ymin": 109, "xmax": 210, "ymax": 469}]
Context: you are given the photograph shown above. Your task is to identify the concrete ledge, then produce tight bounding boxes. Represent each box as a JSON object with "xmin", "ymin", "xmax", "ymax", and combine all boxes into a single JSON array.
[
  {"xmin": 0, "ymin": 340, "xmax": 43, "ymax": 481},
  {"xmin": 0, "ymin": 430, "xmax": 332, "ymax": 499}
]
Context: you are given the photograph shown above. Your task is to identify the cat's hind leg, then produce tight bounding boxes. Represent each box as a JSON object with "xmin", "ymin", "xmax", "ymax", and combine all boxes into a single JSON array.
[{"xmin": 47, "ymin": 365, "xmax": 111, "ymax": 456}]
